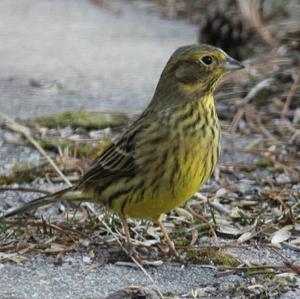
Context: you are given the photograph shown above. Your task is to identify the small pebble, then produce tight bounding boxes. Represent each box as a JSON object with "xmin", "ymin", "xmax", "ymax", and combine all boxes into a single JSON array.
[
  {"xmin": 82, "ymin": 256, "xmax": 92, "ymax": 264},
  {"xmin": 80, "ymin": 239, "xmax": 90, "ymax": 247},
  {"xmin": 276, "ymin": 174, "xmax": 290, "ymax": 184}
]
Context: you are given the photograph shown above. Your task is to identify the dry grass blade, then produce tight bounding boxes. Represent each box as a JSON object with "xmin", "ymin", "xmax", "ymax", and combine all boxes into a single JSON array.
[
  {"xmin": 5, "ymin": 219, "xmax": 87, "ymax": 240},
  {"xmin": 256, "ymin": 117, "xmax": 281, "ymax": 144},
  {"xmin": 0, "ymin": 112, "xmax": 71, "ymax": 187},
  {"xmin": 217, "ymin": 263, "xmax": 300, "ymax": 275},
  {"xmin": 240, "ymin": 79, "xmax": 273, "ymax": 105},
  {"xmin": 187, "ymin": 204, "xmax": 217, "ymax": 239},
  {"xmin": 238, "ymin": 223, "xmax": 276, "ymax": 244},
  {"xmin": 281, "ymin": 70, "xmax": 300, "ymax": 123}
]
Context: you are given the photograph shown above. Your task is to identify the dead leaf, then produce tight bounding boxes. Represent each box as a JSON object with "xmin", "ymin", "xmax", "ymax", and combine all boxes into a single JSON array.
[
  {"xmin": 174, "ymin": 207, "xmax": 194, "ymax": 221},
  {"xmin": 238, "ymin": 231, "xmax": 254, "ymax": 243},
  {"xmin": 271, "ymin": 225, "xmax": 293, "ymax": 244},
  {"xmin": 0, "ymin": 253, "xmax": 28, "ymax": 264},
  {"xmin": 216, "ymin": 224, "xmax": 243, "ymax": 236}
]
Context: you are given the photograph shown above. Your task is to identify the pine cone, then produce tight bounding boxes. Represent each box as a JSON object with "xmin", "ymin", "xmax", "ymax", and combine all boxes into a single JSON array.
[{"xmin": 199, "ymin": 10, "xmax": 255, "ymax": 60}]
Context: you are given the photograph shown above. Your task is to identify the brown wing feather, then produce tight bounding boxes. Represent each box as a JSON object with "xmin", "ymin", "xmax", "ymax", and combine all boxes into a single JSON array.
[{"xmin": 75, "ymin": 123, "xmax": 144, "ymax": 190}]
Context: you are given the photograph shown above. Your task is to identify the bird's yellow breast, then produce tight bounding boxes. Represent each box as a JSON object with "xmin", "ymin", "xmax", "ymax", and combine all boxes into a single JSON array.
[
  {"xmin": 122, "ymin": 137, "xmax": 219, "ymax": 219},
  {"xmin": 114, "ymin": 96, "xmax": 221, "ymax": 220}
]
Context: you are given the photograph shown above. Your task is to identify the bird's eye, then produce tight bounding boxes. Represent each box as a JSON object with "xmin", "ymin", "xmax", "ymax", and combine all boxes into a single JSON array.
[{"xmin": 201, "ymin": 56, "xmax": 214, "ymax": 65}]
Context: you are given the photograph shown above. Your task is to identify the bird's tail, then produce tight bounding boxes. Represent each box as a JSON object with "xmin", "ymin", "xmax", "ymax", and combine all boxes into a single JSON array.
[{"xmin": 1, "ymin": 187, "xmax": 80, "ymax": 219}]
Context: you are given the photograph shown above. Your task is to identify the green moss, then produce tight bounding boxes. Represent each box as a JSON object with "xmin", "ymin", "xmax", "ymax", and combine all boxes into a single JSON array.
[
  {"xmin": 245, "ymin": 268, "xmax": 275, "ymax": 279},
  {"xmin": 255, "ymin": 159, "xmax": 273, "ymax": 168},
  {"xmin": 25, "ymin": 136, "xmax": 111, "ymax": 159},
  {"xmin": 0, "ymin": 163, "xmax": 38, "ymax": 185},
  {"xmin": 235, "ymin": 162, "xmax": 256, "ymax": 172},
  {"xmin": 169, "ymin": 230, "xmax": 191, "ymax": 247},
  {"xmin": 12, "ymin": 162, "xmax": 31, "ymax": 171},
  {"xmin": 0, "ymin": 157, "xmax": 40, "ymax": 186},
  {"xmin": 186, "ymin": 248, "xmax": 240, "ymax": 266},
  {"xmin": 21, "ymin": 111, "xmax": 129, "ymax": 130},
  {"xmin": 0, "ymin": 220, "xmax": 8, "ymax": 234},
  {"xmin": 0, "ymin": 174, "xmax": 36, "ymax": 185}
]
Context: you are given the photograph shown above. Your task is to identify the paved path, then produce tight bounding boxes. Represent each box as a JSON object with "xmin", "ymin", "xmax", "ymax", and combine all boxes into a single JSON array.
[{"xmin": 0, "ymin": 0, "xmax": 197, "ymax": 119}]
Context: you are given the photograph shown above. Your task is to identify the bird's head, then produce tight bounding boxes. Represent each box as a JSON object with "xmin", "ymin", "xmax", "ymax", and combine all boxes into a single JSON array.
[{"xmin": 153, "ymin": 44, "xmax": 244, "ymax": 105}]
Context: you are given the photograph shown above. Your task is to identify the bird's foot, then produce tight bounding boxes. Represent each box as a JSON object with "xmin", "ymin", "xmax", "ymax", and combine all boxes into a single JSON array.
[{"xmin": 165, "ymin": 242, "xmax": 184, "ymax": 262}]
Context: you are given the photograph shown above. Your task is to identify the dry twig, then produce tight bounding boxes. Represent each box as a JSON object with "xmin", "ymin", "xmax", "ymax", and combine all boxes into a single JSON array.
[
  {"xmin": 281, "ymin": 70, "xmax": 300, "ymax": 123},
  {"xmin": 0, "ymin": 112, "xmax": 71, "ymax": 186}
]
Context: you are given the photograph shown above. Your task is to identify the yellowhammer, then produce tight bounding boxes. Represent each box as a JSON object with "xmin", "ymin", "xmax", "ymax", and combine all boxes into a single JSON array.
[{"xmin": 2, "ymin": 44, "xmax": 244, "ymax": 258}]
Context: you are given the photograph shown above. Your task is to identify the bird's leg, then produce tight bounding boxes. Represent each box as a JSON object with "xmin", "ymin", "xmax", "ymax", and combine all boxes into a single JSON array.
[
  {"xmin": 156, "ymin": 218, "xmax": 182, "ymax": 261},
  {"xmin": 120, "ymin": 216, "xmax": 134, "ymax": 252},
  {"xmin": 120, "ymin": 216, "xmax": 143, "ymax": 262}
]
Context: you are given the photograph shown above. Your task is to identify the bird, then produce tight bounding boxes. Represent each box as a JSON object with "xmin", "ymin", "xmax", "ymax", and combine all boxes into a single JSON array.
[{"xmin": 1, "ymin": 44, "xmax": 244, "ymax": 259}]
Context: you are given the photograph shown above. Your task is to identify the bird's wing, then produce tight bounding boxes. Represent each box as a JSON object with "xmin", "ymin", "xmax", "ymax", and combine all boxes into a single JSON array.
[{"xmin": 76, "ymin": 124, "xmax": 143, "ymax": 189}]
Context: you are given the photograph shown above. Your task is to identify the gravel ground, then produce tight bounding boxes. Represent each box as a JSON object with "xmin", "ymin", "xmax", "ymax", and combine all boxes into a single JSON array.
[
  {"xmin": 0, "ymin": 254, "xmax": 243, "ymax": 298},
  {"xmin": 0, "ymin": 249, "xmax": 300, "ymax": 298},
  {"xmin": 0, "ymin": 244, "xmax": 299, "ymax": 298}
]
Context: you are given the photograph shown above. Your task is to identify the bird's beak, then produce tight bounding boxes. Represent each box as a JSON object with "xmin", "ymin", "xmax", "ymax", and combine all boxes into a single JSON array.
[{"xmin": 221, "ymin": 56, "xmax": 245, "ymax": 71}]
